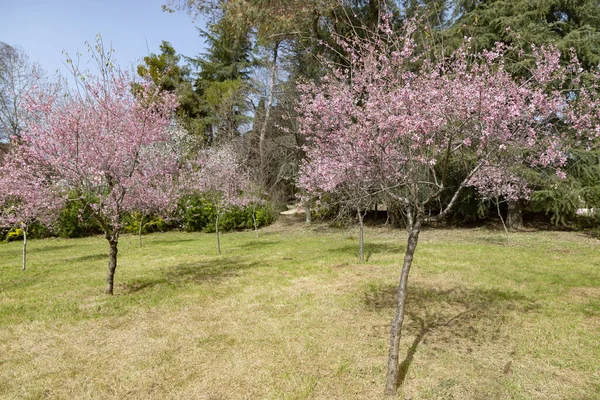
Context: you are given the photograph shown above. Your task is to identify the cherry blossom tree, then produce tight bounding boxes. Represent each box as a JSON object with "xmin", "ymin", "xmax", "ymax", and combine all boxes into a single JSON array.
[
  {"xmin": 184, "ymin": 143, "xmax": 250, "ymax": 254},
  {"xmin": 243, "ymin": 180, "xmax": 267, "ymax": 238},
  {"xmin": 128, "ymin": 169, "xmax": 180, "ymax": 248},
  {"xmin": 468, "ymin": 166, "xmax": 531, "ymax": 244},
  {"xmin": 299, "ymin": 165, "xmax": 376, "ymax": 262},
  {"xmin": 12, "ymin": 39, "xmax": 179, "ymax": 294},
  {"xmin": 297, "ymin": 18, "xmax": 600, "ymax": 396},
  {"xmin": 0, "ymin": 147, "xmax": 62, "ymax": 270},
  {"xmin": 127, "ymin": 123, "xmax": 188, "ymax": 247}
]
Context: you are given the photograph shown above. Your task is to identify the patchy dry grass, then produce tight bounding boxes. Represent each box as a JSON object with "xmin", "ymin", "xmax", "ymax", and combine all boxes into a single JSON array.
[{"xmin": 0, "ymin": 218, "xmax": 599, "ymax": 399}]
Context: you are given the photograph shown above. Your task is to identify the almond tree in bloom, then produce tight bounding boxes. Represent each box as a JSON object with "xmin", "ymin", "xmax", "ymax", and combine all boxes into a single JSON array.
[
  {"xmin": 468, "ymin": 166, "xmax": 531, "ymax": 244},
  {"xmin": 0, "ymin": 148, "xmax": 62, "ymax": 271},
  {"xmin": 127, "ymin": 165, "xmax": 180, "ymax": 249},
  {"xmin": 300, "ymin": 161, "xmax": 376, "ymax": 262},
  {"xmin": 243, "ymin": 180, "xmax": 267, "ymax": 238},
  {"xmin": 184, "ymin": 143, "xmax": 250, "ymax": 254},
  {"xmin": 13, "ymin": 41, "xmax": 179, "ymax": 294},
  {"xmin": 127, "ymin": 123, "xmax": 190, "ymax": 248},
  {"xmin": 297, "ymin": 18, "xmax": 600, "ymax": 396}
]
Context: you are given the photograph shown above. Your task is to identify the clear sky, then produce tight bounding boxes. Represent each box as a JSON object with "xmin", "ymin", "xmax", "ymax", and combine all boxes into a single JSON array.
[{"xmin": 1, "ymin": 0, "xmax": 207, "ymax": 78}]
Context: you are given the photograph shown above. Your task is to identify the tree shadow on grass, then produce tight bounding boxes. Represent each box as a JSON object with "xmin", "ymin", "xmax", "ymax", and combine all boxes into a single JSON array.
[
  {"xmin": 362, "ymin": 283, "xmax": 540, "ymax": 387},
  {"xmin": 118, "ymin": 279, "xmax": 162, "ymax": 294},
  {"xmin": 328, "ymin": 243, "xmax": 404, "ymax": 261},
  {"xmin": 30, "ymin": 244, "xmax": 74, "ymax": 254},
  {"xmin": 149, "ymin": 238, "xmax": 196, "ymax": 245},
  {"xmin": 67, "ymin": 253, "xmax": 106, "ymax": 263},
  {"xmin": 165, "ymin": 257, "xmax": 260, "ymax": 283},
  {"xmin": 119, "ymin": 257, "xmax": 260, "ymax": 294},
  {"xmin": 475, "ymin": 235, "xmax": 513, "ymax": 246},
  {"xmin": 237, "ymin": 239, "xmax": 282, "ymax": 250}
]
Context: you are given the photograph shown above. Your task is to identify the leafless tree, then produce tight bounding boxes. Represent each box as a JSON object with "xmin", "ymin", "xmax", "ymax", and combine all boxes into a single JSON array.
[{"xmin": 0, "ymin": 42, "xmax": 41, "ymax": 142}]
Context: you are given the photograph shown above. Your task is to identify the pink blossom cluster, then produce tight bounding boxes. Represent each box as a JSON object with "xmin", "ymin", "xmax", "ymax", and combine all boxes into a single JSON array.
[
  {"xmin": 2, "ymin": 64, "xmax": 179, "ymax": 234},
  {"xmin": 0, "ymin": 145, "xmax": 63, "ymax": 229},
  {"xmin": 297, "ymin": 19, "xmax": 600, "ymax": 214},
  {"xmin": 184, "ymin": 144, "xmax": 251, "ymax": 209},
  {"xmin": 468, "ymin": 166, "xmax": 531, "ymax": 202}
]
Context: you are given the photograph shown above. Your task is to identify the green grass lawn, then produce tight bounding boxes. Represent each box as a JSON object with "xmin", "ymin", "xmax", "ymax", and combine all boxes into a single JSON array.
[{"xmin": 0, "ymin": 218, "xmax": 599, "ymax": 399}]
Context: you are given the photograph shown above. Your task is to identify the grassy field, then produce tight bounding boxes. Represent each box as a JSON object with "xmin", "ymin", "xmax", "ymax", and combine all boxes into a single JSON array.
[{"xmin": 0, "ymin": 218, "xmax": 599, "ymax": 399}]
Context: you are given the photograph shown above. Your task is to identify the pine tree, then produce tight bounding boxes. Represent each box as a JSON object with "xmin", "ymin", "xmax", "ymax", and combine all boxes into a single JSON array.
[
  {"xmin": 447, "ymin": 0, "xmax": 600, "ymax": 227},
  {"xmin": 193, "ymin": 17, "xmax": 253, "ymax": 143},
  {"xmin": 449, "ymin": 0, "xmax": 600, "ymax": 72},
  {"xmin": 137, "ymin": 41, "xmax": 205, "ymax": 141}
]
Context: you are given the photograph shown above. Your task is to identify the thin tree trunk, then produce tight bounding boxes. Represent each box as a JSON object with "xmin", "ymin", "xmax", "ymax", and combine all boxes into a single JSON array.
[
  {"xmin": 252, "ymin": 203, "xmax": 258, "ymax": 238},
  {"xmin": 216, "ymin": 211, "xmax": 221, "ymax": 255},
  {"xmin": 358, "ymin": 209, "xmax": 365, "ymax": 263},
  {"xmin": 497, "ymin": 197, "xmax": 510, "ymax": 246},
  {"xmin": 387, "ymin": 201, "xmax": 404, "ymax": 229},
  {"xmin": 259, "ymin": 41, "xmax": 279, "ymax": 175},
  {"xmin": 21, "ymin": 223, "xmax": 27, "ymax": 271},
  {"xmin": 384, "ymin": 217, "xmax": 422, "ymax": 397},
  {"xmin": 305, "ymin": 204, "xmax": 311, "ymax": 225},
  {"xmin": 105, "ymin": 239, "xmax": 118, "ymax": 295},
  {"xmin": 138, "ymin": 215, "xmax": 144, "ymax": 248},
  {"xmin": 507, "ymin": 199, "xmax": 523, "ymax": 230}
]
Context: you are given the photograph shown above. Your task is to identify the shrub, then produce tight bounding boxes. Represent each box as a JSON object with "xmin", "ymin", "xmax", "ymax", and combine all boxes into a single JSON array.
[
  {"xmin": 123, "ymin": 213, "xmax": 176, "ymax": 235},
  {"xmin": 574, "ymin": 211, "xmax": 600, "ymax": 238},
  {"xmin": 54, "ymin": 198, "xmax": 102, "ymax": 238},
  {"xmin": 177, "ymin": 194, "xmax": 274, "ymax": 233}
]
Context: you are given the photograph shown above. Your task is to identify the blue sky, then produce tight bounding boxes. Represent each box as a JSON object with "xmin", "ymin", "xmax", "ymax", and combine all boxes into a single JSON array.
[{"xmin": 1, "ymin": 0, "xmax": 207, "ymax": 78}]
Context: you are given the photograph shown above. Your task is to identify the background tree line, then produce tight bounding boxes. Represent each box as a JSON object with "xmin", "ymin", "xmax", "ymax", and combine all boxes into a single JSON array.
[
  {"xmin": 156, "ymin": 0, "xmax": 600, "ymax": 231},
  {"xmin": 2, "ymin": 2, "xmax": 599, "ymax": 394},
  {"xmin": 2, "ymin": 0, "xmax": 600, "ymax": 242}
]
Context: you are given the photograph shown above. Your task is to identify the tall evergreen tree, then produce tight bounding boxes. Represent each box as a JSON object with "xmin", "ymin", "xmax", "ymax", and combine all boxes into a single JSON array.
[
  {"xmin": 449, "ymin": 0, "xmax": 600, "ymax": 72},
  {"xmin": 402, "ymin": 0, "xmax": 453, "ymax": 28},
  {"xmin": 193, "ymin": 17, "xmax": 253, "ymax": 143},
  {"xmin": 137, "ymin": 41, "xmax": 205, "ymax": 141},
  {"xmin": 446, "ymin": 0, "xmax": 600, "ymax": 227}
]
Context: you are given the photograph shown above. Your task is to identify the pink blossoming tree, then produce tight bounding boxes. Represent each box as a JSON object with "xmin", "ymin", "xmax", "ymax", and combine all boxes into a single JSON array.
[
  {"xmin": 184, "ymin": 143, "xmax": 250, "ymax": 254},
  {"xmin": 12, "ymin": 40, "xmax": 179, "ymax": 294},
  {"xmin": 127, "ymin": 123, "xmax": 187, "ymax": 247},
  {"xmin": 297, "ymin": 18, "xmax": 600, "ymax": 396},
  {"xmin": 299, "ymin": 163, "xmax": 376, "ymax": 262},
  {"xmin": 0, "ymin": 147, "xmax": 63, "ymax": 271},
  {"xmin": 468, "ymin": 166, "xmax": 532, "ymax": 244},
  {"xmin": 243, "ymin": 180, "xmax": 267, "ymax": 238}
]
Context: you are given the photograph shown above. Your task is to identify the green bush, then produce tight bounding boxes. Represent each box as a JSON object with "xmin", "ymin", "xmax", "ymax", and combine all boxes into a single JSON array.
[
  {"xmin": 574, "ymin": 211, "xmax": 600, "ymax": 238},
  {"xmin": 27, "ymin": 222, "xmax": 52, "ymax": 239},
  {"xmin": 177, "ymin": 195, "xmax": 212, "ymax": 232},
  {"xmin": 1, "ymin": 194, "xmax": 275, "ymax": 241},
  {"xmin": 54, "ymin": 198, "xmax": 102, "ymax": 238},
  {"xmin": 177, "ymin": 194, "xmax": 274, "ymax": 233},
  {"xmin": 123, "ymin": 213, "xmax": 176, "ymax": 235}
]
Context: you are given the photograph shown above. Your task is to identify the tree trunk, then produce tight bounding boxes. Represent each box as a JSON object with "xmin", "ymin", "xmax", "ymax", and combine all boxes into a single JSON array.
[
  {"xmin": 507, "ymin": 199, "xmax": 523, "ymax": 230},
  {"xmin": 21, "ymin": 223, "xmax": 27, "ymax": 271},
  {"xmin": 216, "ymin": 211, "xmax": 221, "ymax": 255},
  {"xmin": 305, "ymin": 204, "xmax": 311, "ymax": 225},
  {"xmin": 384, "ymin": 217, "xmax": 422, "ymax": 397},
  {"xmin": 259, "ymin": 41, "xmax": 279, "ymax": 178},
  {"xmin": 252, "ymin": 203, "xmax": 258, "ymax": 238},
  {"xmin": 105, "ymin": 239, "xmax": 118, "ymax": 295},
  {"xmin": 387, "ymin": 201, "xmax": 404, "ymax": 229},
  {"xmin": 497, "ymin": 197, "xmax": 510, "ymax": 246},
  {"xmin": 358, "ymin": 209, "xmax": 365, "ymax": 263},
  {"xmin": 138, "ymin": 215, "xmax": 144, "ymax": 248}
]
